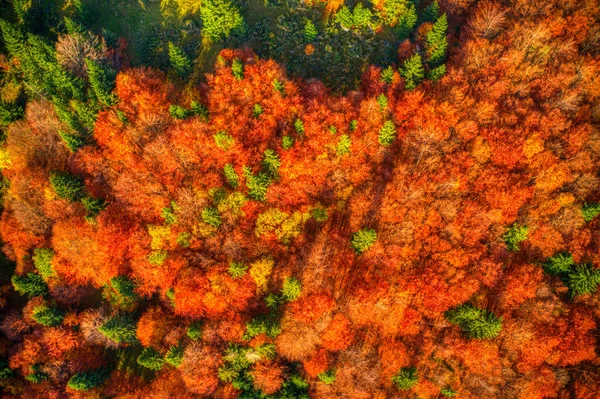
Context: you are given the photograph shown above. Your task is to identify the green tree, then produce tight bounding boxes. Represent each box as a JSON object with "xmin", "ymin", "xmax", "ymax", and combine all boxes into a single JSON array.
[
  {"xmin": 67, "ymin": 369, "xmax": 109, "ymax": 391},
  {"xmin": 543, "ymin": 252, "xmax": 574, "ymax": 275},
  {"xmin": 0, "ymin": 102, "xmax": 24, "ymax": 126},
  {"xmin": 582, "ymin": 202, "xmax": 600, "ymax": 222},
  {"xmin": 445, "ymin": 304, "xmax": 503, "ymax": 339},
  {"xmin": 82, "ymin": 196, "xmax": 106, "ymax": 218},
  {"xmin": 85, "ymin": 59, "xmax": 117, "ymax": 107},
  {"xmin": 304, "ymin": 20, "xmax": 318, "ymax": 42},
  {"xmin": 392, "ymin": 367, "xmax": 418, "ymax": 390},
  {"xmin": 137, "ymin": 347, "xmax": 165, "ymax": 371},
  {"xmin": 168, "ymin": 42, "xmax": 192, "ymax": 78},
  {"xmin": 253, "ymin": 103, "xmax": 263, "ymax": 118},
  {"xmin": 503, "ymin": 224, "xmax": 528, "ymax": 251},
  {"xmin": 244, "ymin": 167, "xmax": 271, "ymax": 201},
  {"xmin": 202, "ymin": 207, "xmax": 222, "ymax": 228},
  {"xmin": 187, "ymin": 321, "xmax": 203, "ymax": 340},
  {"xmin": 169, "ymin": 104, "xmax": 190, "ymax": 119},
  {"xmin": 428, "ymin": 64, "xmax": 446, "ymax": 81},
  {"xmin": 336, "ymin": 134, "xmax": 351, "ymax": 155},
  {"xmin": 426, "ymin": 14, "xmax": 448, "ymax": 67},
  {"xmin": 229, "ymin": 262, "xmax": 248, "ymax": 278},
  {"xmin": 400, "ymin": 54, "xmax": 424, "ymax": 90},
  {"xmin": 0, "ymin": 20, "xmax": 25, "ymax": 57},
  {"xmin": 32, "ymin": 304, "xmax": 64, "ymax": 326},
  {"xmin": 105, "ymin": 276, "xmax": 138, "ymax": 310},
  {"xmin": 351, "ymin": 229, "xmax": 377, "ymax": 254},
  {"xmin": 262, "ymin": 149, "xmax": 281, "ymax": 179},
  {"xmin": 200, "ymin": 0, "xmax": 246, "ymax": 42},
  {"xmin": 59, "ymin": 131, "xmax": 87, "ymax": 152},
  {"xmin": 232, "ymin": 58, "xmax": 244, "ymax": 80},
  {"xmin": 441, "ymin": 386, "xmax": 457, "ymax": 397},
  {"xmin": 422, "ymin": 0, "xmax": 440, "ymax": 23},
  {"xmin": 377, "ymin": 94, "xmax": 388, "ymax": 112},
  {"xmin": 33, "ymin": 248, "xmax": 55, "ymax": 280},
  {"xmin": 380, "ymin": 66, "xmax": 394, "ymax": 84},
  {"xmin": 294, "ymin": 118, "xmax": 305, "ymax": 134},
  {"xmin": 224, "ymin": 164, "xmax": 239, "ymax": 188},
  {"xmin": 282, "ymin": 135, "xmax": 294, "ymax": 150},
  {"xmin": 12, "ymin": 273, "xmax": 48, "ymax": 297},
  {"xmin": 49, "ymin": 171, "xmax": 86, "ymax": 201},
  {"xmin": 282, "ymin": 277, "xmax": 302, "ymax": 301},
  {"xmin": 379, "ymin": 120, "xmax": 396, "ymax": 146},
  {"xmin": 565, "ymin": 264, "xmax": 600, "ymax": 297},
  {"xmin": 318, "ymin": 369, "xmax": 336, "ymax": 385},
  {"xmin": 98, "ymin": 314, "xmax": 137, "ymax": 344},
  {"xmin": 165, "ymin": 344, "xmax": 184, "ymax": 368}
]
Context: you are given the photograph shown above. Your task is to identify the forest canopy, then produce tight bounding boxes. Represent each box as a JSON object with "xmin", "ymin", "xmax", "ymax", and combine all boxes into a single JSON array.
[{"xmin": 0, "ymin": 0, "xmax": 599, "ymax": 398}]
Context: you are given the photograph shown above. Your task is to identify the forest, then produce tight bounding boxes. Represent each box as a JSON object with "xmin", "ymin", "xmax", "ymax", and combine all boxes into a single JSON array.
[{"xmin": 0, "ymin": 0, "xmax": 599, "ymax": 397}]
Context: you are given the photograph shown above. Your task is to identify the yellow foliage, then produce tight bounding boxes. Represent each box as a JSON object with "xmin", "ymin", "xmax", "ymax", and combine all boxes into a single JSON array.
[
  {"xmin": 0, "ymin": 147, "xmax": 11, "ymax": 170},
  {"xmin": 193, "ymin": 222, "xmax": 218, "ymax": 238},
  {"xmin": 249, "ymin": 258, "xmax": 274, "ymax": 293},
  {"xmin": 161, "ymin": 0, "xmax": 201, "ymax": 18},
  {"xmin": 148, "ymin": 225, "xmax": 171, "ymax": 250},
  {"xmin": 255, "ymin": 208, "xmax": 289, "ymax": 237},
  {"xmin": 470, "ymin": 136, "xmax": 490, "ymax": 163},
  {"xmin": 276, "ymin": 211, "xmax": 310, "ymax": 244},
  {"xmin": 217, "ymin": 192, "xmax": 247, "ymax": 218},
  {"xmin": 523, "ymin": 134, "xmax": 544, "ymax": 159}
]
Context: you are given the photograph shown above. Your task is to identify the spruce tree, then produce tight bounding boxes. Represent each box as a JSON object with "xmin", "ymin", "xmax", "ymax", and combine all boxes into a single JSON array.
[
  {"xmin": 232, "ymin": 58, "xmax": 244, "ymax": 80},
  {"xmin": 49, "ymin": 171, "xmax": 86, "ymax": 201},
  {"xmin": 445, "ymin": 304, "xmax": 503, "ymax": 339},
  {"xmin": 12, "ymin": 273, "xmax": 48, "ymax": 297},
  {"xmin": 98, "ymin": 314, "xmax": 137, "ymax": 344},
  {"xmin": 59, "ymin": 131, "xmax": 87, "ymax": 152},
  {"xmin": 67, "ymin": 369, "xmax": 109, "ymax": 391},
  {"xmin": 137, "ymin": 347, "xmax": 165, "ymax": 371},
  {"xmin": 32, "ymin": 304, "xmax": 64, "ymax": 326},
  {"xmin": 565, "ymin": 264, "xmax": 600, "ymax": 297},
  {"xmin": 32, "ymin": 248, "xmax": 55, "ymax": 280},
  {"xmin": 281, "ymin": 277, "xmax": 302, "ymax": 301},
  {"xmin": 244, "ymin": 167, "xmax": 271, "ymax": 201},
  {"xmin": 392, "ymin": 367, "xmax": 418, "ymax": 390},
  {"xmin": 426, "ymin": 14, "xmax": 448, "ymax": 67},
  {"xmin": 400, "ymin": 54, "xmax": 424, "ymax": 90},
  {"xmin": 351, "ymin": 229, "xmax": 377, "ymax": 254},
  {"xmin": 168, "ymin": 42, "xmax": 192, "ymax": 78},
  {"xmin": 165, "ymin": 344, "xmax": 184, "ymax": 368},
  {"xmin": 200, "ymin": 0, "xmax": 246, "ymax": 42},
  {"xmin": 582, "ymin": 202, "xmax": 600, "ymax": 222},
  {"xmin": 304, "ymin": 20, "xmax": 318, "ymax": 42},
  {"xmin": 379, "ymin": 120, "xmax": 396, "ymax": 146},
  {"xmin": 224, "ymin": 164, "xmax": 239, "ymax": 188},
  {"xmin": 262, "ymin": 149, "xmax": 281, "ymax": 179},
  {"xmin": 85, "ymin": 59, "xmax": 117, "ymax": 107}
]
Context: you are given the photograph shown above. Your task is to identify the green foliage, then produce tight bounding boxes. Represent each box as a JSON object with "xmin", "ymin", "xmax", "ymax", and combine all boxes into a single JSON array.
[
  {"xmin": 200, "ymin": 0, "xmax": 245, "ymax": 42},
  {"xmin": 165, "ymin": 344, "xmax": 184, "ymax": 368},
  {"xmin": 262, "ymin": 149, "xmax": 281, "ymax": 179},
  {"xmin": 25, "ymin": 364, "xmax": 48, "ymax": 384},
  {"xmin": 423, "ymin": 1, "xmax": 440, "ymax": 23},
  {"xmin": 543, "ymin": 252, "xmax": 574, "ymax": 275},
  {"xmin": 161, "ymin": 202, "xmax": 179, "ymax": 225},
  {"xmin": 304, "ymin": 19, "xmax": 318, "ymax": 42},
  {"xmin": 224, "ymin": 164, "xmax": 239, "ymax": 188},
  {"xmin": 349, "ymin": 119, "xmax": 358, "ymax": 131},
  {"xmin": 428, "ymin": 64, "xmax": 446, "ymax": 81},
  {"xmin": 351, "ymin": 229, "xmax": 377, "ymax": 254},
  {"xmin": 33, "ymin": 248, "xmax": 55, "ymax": 280},
  {"xmin": 0, "ymin": 102, "xmax": 24, "ymax": 126},
  {"xmin": 441, "ymin": 386, "xmax": 457, "ymax": 397},
  {"xmin": 137, "ymin": 347, "xmax": 165, "ymax": 371},
  {"xmin": 12, "ymin": 273, "xmax": 48, "ymax": 297},
  {"xmin": 426, "ymin": 14, "xmax": 448, "ymax": 67},
  {"xmin": 85, "ymin": 59, "xmax": 117, "ymax": 107},
  {"xmin": 252, "ymin": 103, "xmax": 263, "ymax": 118},
  {"xmin": 67, "ymin": 368, "xmax": 109, "ymax": 391},
  {"xmin": 282, "ymin": 135, "xmax": 295, "ymax": 150},
  {"xmin": 187, "ymin": 321, "xmax": 203, "ymax": 340},
  {"xmin": 244, "ymin": 315, "xmax": 281, "ymax": 340},
  {"xmin": 400, "ymin": 54, "xmax": 425, "ymax": 90},
  {"xmin": 335, "ymin": 4, "xmax": 377, "ymax": 31},
  {"xmin": 214, "ymin": 131, "xmax": 234, "ymax": 150},
  {"xmin": 272, "ymin": 78, "xmax": 285, "ymax": 94},
  {"xmin": 176, "ymin": 232, "xmax": 191, "ymax": 248},
  {"xmin": 0, "ymin": 358, "xmax": 13, "ymax": 379},
  {"xmin": 148, "ymin": 250, "xmax": 168, "ymax": 266},
  {"xmin": 380, "ymin": 66, "xmax": 394, "ymax": 84},
  {"xmin": 318, "ymin": 369, "xmax": 336, "ymax": 385},
  {"xmin": 229, "ymin": 261, "xmax": 248, "ymax": 278},
  {"xmin": 377, "ymin": 94, "xmax": 389, "ymax": 112},
  {"xmin": 106, "ymin": 276, "xmax": 138, "ymax": 310},
  {"xmin": 311, "ymin": 207, "xmax": 328, "ymax": 222},
  {"xmin": 59, "ymin": 131, "xmax": 86, "ymax": 152},
  {"xmin": 392, "ymin": 367, "xmax": 418, "ymax": 390},
  {"xmin": 232, "ymin": 58, "xmax": 244, "ymax": 80},
  {"xmin": 582, "ymin": 202, "xmax": 600, "ymax": 222},
  {"xmin": 379, "ymin": 120, "xmax": 396, "ymax": 146},
  {"xmin": 49, "ymin": 171, "xmax": 86, "ymax": 201},
  {"xmin": 243, "ymin": 166, "xmax": 271, "ymax": 201},
  {"xmin": 190, "ymin": 101, "xmax": 209, "ymax": 120},
  {"xmin": 565, "ymin": 264, "xmax": 600, "ymax": 297},
  {"xmin": 0, "ymin": 20, "xmax": 25, "ymax": 57},
  {"xmin": 32, "ymin": 304, "xmax": 64, "ymax": 326},
  {"xmin": 503, "ymin": 224, "xmax": 529, "ymax": 252},
  {"xmin": 167, "ymin": 42, "xmax": 192, "ymax": 78},
  {"xmin": 294, "ymin": 118, "xmax": 305, "ymax": 134},
  {"xmin": 82, "ymin": 196, "xmax": 106, "ymax": 218},
  {"xmin": 282, "ymin": 277, "xmax": 302, "ymax": 301},
  {"xmin": 337, "ymin": 134, "xmax": 351, "ymax": 155},
  {"xmin": 202, "ymin": 207, "xmax": 222, "ymax": 228},
  {"xmin": 98, "ymin": 314, "xmax": 138, "ymax": 344},
  {"xmin": 169, "ymin": 104, "xmax": 190, "ymax": 119},
  {"xmin": 445, "ymin": 304, "xmax": 503, "ymax": 339}
]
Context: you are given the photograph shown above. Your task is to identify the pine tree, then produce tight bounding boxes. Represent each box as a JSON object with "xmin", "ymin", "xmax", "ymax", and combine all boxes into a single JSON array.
[
  {"xmin": 582, "ymin": 202, "xmax": 600, "ymax": 222},
  {"xmin": 377, "ymin": 94, "xmax": 388, "ymax": 112},
  {"xmin": 503, "ymin": 224, "xmax": 528, "ymax": 252},
  {"xmin": 137, "ymin": 348, "xmax": 165, "ymax": 371},
  {"xmin": 32, "ymin": 248, "xmax": 55, "ymax": 280},
  {"xmin": 304, "ymin": 20, "xmax": 318, "ymax": 42},
  {"xmin": 49, "ymin": 171, "xmax": 86, "ymax": 201},
  {"xmin": 281, "ymin": 277, "xmax": 302, "ymax": 301},
  {"xmin": 337, "ymin": 134, "xmax": 351, "ymax": 155},
  {"xmin": 543, "ymin": 252, "xmax": 574, "ymax": 275},
  {"xmin": 565, "ymin": 264, "xmax": 600, "ymax": 297},
  {"xmin": 282, "ymin": 135, "xmax": 294, "ymax": 150},
  {"xmin": 379, "ymin": 120, "xmax": 396, "ymax": 146},
  {"xmin": 244, "ymin": 167, "xmax": 271, "ymax": 201},
  {"xmin": 253, "ymin": 103, "xmax": 263, "ymax": 118},
  {"xmin": 232, "ymin": 58, "xmax": 244, "ymax": 80},
  {"xmin": 169, "ymin": 104, "xmax": 190, "ymax": 119},
  {"xmin": 200, "ymin": 0, "xmax": 246, "ymax": 42},
  {"xmin": 224, "ymin": 164, "xmax": 239, "ymax": 188},
  {"xmin": 426, "ymin": 14, "xmax": 448, "ymax": 67},
  {"xmin": 85, "ymin": 59, "xmax": 117, "ymax": 107},
  {"xmin": 98, "ymin": 314, "xmax": 138, "ymax": 344},
  {"xmin": 428, "ymin": 64, "xmax": 446, "ymax": 81},
  {"xmin": 187, "ymin": 321, "xmax": 203, "ymax": 340},
  {"xmin": 67, "ymin": 369, "xmax": 109, "ymax": 391},
  {"xmin": 445, "ymin": 304, "xmax": 503, "ymax": 339},
  {"xmin": 392, "ymin": 367, "xmax": 418, "ymax": 390},
  {"xmin": 380, "ymin": 66, "xmax": 394, "ymax": 84},
  {"xmin": 0, "ymin": 102, "xmax": 24, "ymax": 126},
  {"xmin": 318, "ymin": 369, "xmax": 336, "ymax": 385},
  {"xmin": 59, "ymin": 131, "xmax": 87, "ymax": 152},
  {"xmin": 422, "ymin": 0, "xmax": 440, "ymax": 23},
  {"xmin": 202, "ymin": 207, "xmax": 222, "ymax": 228},
  {"xmin": 351, "ymin": 229, "xmax": 377, "ymax": 254},
  {"xmin": 400, "ymin": 54, "xmax": 424, "ymax": 90},
  {"xmin": 262, "ymin": 149, "xmax": 281, "ymax": 179},
  {"xmin": 168, "ymin": 42, "xmax": 192, "ymax": 78},
  {"xmin": 165, "ymin": 344, "xmax": 184, "ymax": 368},
  {"xmin": 32, "ymin": 304, "xmax": 64, "ymax": 326},
  {"xmin": 228, "ymin": 261, "xmax": 248, "ymax": 278},
  {"xmin": 0, "ymin": 20, "xmax": 25, "ymax": 57},
  {"xmin": 12, "ymin": 273, "xmax": 48, "ymax": 297}
]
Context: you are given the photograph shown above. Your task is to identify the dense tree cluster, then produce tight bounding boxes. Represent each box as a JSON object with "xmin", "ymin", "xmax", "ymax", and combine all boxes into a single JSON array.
[{"xmin": 0, "ymin": 0, "xmax": 599, "ymax": 398}]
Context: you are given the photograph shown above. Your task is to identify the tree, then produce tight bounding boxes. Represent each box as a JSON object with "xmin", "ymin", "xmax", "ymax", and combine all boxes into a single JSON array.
[
  {"xmin": 224, "ymin": 164, "xmax": 239, "ymax": 188},
  {"xmin": 98, "ymin": 314, "xmax": 138, "ymax": 344},
  {"xmin": 351, "ymin": 229, "xmax": 377, "ymax": 254},
  {"xmin": 229, "ymin": 262, "xmax": 248, "ymax": 278},
  {"xmin": 232, "ymin": 58, "xmax": 244, "ymax": 80},
  {"xmin": 137, "ymin": 347, "xmax": 165, "ymax": 371},
  {"xmin": 201, "ymin": 207, "xmax": 222, "ymax": 228},
  {"xmin": 32, "ymin": 248, "xmax": 55, "ymax": 280},
  {"xmin": 445, "ymin": 304, "xmax": 503, "ymax": 339},
  {"xmin": 32, "ymin": 304, "xmax": 64, "ymax": 326},
  {"xmin": 200, "ymin": 0, "xmax": 245, "ymax": 42},
  {"xmin": 49, "ymin": 171, "xmax": 86, "ymax": 201},
  {"xmin": 169, "ymin": 104, "xmax": 190, "ymax": 119},
  {"xmin": 12, "ymin": 273, "xmax": 48, "ymax": 297},
  {"xmin": 318, "ymin": 369, "xmax": 336, "ymax": 384},
  {"xmin": 59, "ymin": 130, "xmax": 87, "ymax": 152},
  {"xmin": 379, "ymin": 120, "xmax": 396, "ymax": 146},
  {"xmin": 565, "ymin": 264, "xmax": 600, "ymax": 297},
  {"xmin": 282, "ymin": 277, "xmax": 302, "ymax": 301},
  {"xmin": 262, "ymin": 149, "xmax": 281, "ymax": 179},
  {"xmin": 543, "ymin": 252, "xmax": 574, "ymax": 275},
  {"xmin": 85, "ymin": 59, "xmax": 117, "ymax": 107},
  {"xmin": 244, "ymin": 167, "xmax": 271, "ymax": 201},
  {"xmin": 400, "ymin": 54, "xmax": 424, "ymax": 90},
  {"xmin": 165, "ymin": 344, "xmax": 184, "ymax": 368},
  {"xmin": 337, "ymin": 134, "xmax": 351, "ymax": 155},
  {"xmin": 67, "ymin": 369, "xmax": 109, "ymax": 391},
  {"xmin": 503, "ymin": 224, "xmax": 528, "ymax": 251},
  {"xmin": 168, "ymin": 42, "xmax": 192, "ymax": 78},
  {"xmin": 187, "ymin": 321, "xmax": 203, "ymax": 340},
  {"xmin": 426, "ymin": 14, "xmax": 448, "ymax": 67},
  {"xmin": 582, "ymin": 203, "xmax": 600, "ymax": 222},
  {"xmin": 304, "ymin": 20, "xmax": 318, "ymax": 42},
  {"xmin": 392, "ymin": 367, "xmax": 418, "ymax": 390}
]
